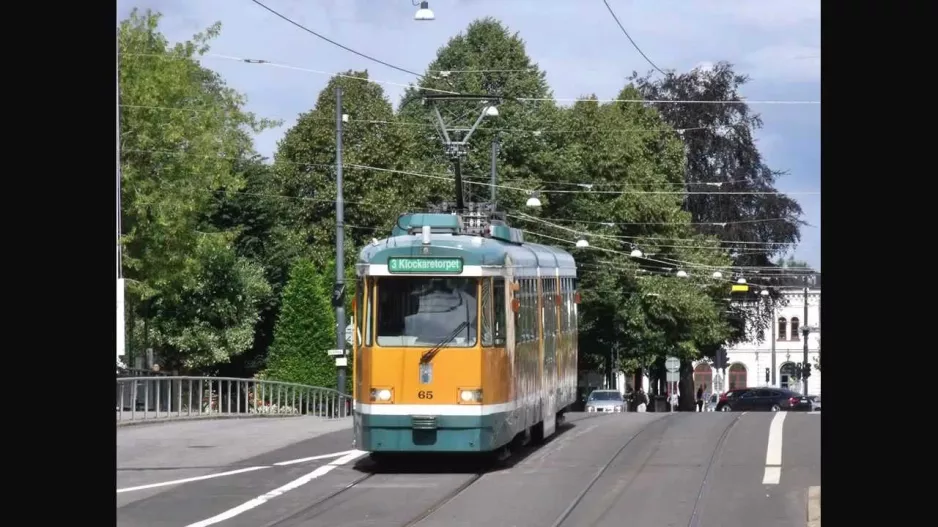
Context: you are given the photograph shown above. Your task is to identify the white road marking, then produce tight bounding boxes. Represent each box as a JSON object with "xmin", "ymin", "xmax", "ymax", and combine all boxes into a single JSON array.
[
  {"xmin": 273, "ymin": 450, "xmax": 359, "ymax": 466},
  {"xmin": 184, "ymin": 450, "xmax": 368, "ymax": 527},
  {"xmin": 117, "ymin": 466, "xmax": 268, "ymax": 494},
  {"xmin": 117, "ymin": 450, "xmax": 358, "ymax": 494},
  {"xmin": 762, "ymin": 412, "xmax": 788, "ymax": 485},
  {"xmin": 762, "ymin": 466, "xmax": 781, "ymax": 485}
]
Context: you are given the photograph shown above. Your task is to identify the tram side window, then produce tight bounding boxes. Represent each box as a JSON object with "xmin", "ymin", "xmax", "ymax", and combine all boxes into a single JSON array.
[
  {"xmin": 559, "ymin": 278, "xmax": 568, "ymax": 334},
  {"xmin": 545, "ymin": 278, "xmax": 556, "ymax": 338},
  {"xmin": 522, "ymin": 278, "xmax": 532, "ymax": 342},
  {"xmin": 567, "ymin": 277, "xmax": 574, "ymax": 334},
  {"xmin": 355, "ymin": 278, "xmax": 364, "ymax": 346},
  {"xmin": 524, "ymin": 278, "xmax": 534, "ymax": 342},
  {"xmin": 365, "ymin": 278, "xmax": 373, "ymax": 345},
  {"xmin": 493, "ymin": 278, "xmax": 506, "ymax": 345},
  {"xmin": 481, "ymin": 278, "xmax": 494, "ymax": 347}
]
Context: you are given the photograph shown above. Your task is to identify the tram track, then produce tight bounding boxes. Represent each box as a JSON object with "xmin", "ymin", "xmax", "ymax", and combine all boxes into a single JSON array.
[
  {"xmin": 547, "ymin": 412, "xmax": 744, "ymax": 527},
  {"xmin": 254, "ymin": 411, "xmax": 623, "ymax": 527}
]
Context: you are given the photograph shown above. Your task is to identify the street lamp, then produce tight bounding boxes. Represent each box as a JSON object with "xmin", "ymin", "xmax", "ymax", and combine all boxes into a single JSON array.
[
  {"xmin": 676, "ymin": 270, "xmax": 689, "ymax": 278},
  {"xmin": 525, "ymin": 192, "xmax": 542, "ymax": 207},
  {"xmin": 711, "ymin": 271, "xmax": 723, "ymax": 279},
  {"xmin": 575, "ymin": 238, "xmax": 590, "ymax": 248},
  {"xmin": 630, "ymin": 248, "xmax": 644, "ymax": 258},
  {"xmin": 760, "ymin": 289, "xmax": 769, "ymax": 297},
  {"xmin": 736, "ymin": 277, "xmax": 747, "ymax": 284},
  {"xmin": 414, "ymin": 1, "xmax": 435, "ymax": 20}
]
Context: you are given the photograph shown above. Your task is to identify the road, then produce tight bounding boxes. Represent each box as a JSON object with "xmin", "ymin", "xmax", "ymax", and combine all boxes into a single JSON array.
[{"xmin": 116, "ymin": 411, "xmax": 820, "ymax": 527}]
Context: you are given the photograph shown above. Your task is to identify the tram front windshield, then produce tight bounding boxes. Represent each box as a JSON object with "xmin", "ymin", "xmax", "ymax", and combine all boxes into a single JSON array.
[{"xmin": 376, "ymin": 277, "xmax": 478, "ymax": 347}]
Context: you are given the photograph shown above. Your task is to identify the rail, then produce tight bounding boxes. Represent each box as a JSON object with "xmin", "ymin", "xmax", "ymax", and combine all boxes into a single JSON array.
[{"xmin": 116, "ymin": 376, "xmax": 351, "ymax": 424}]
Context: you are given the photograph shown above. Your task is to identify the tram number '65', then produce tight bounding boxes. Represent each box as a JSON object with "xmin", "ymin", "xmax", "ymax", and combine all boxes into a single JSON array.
[{"xmin": 417, "ymin": 391, "xmax": 434, "ymax": 399}]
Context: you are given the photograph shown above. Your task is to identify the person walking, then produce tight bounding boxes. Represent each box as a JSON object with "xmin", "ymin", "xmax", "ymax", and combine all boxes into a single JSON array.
[{"xmin": 696, "ymin": 385, "xmax": 705, "ymax": 412}]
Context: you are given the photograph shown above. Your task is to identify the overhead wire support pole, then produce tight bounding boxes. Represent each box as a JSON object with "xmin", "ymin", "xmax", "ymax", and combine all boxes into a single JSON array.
[
  {"xmin": 116, "ymin": 26, "xmax": 126, "ymax": 367},
  {"xmin": 335, "ymin": 86, "xmax": 347, "ymax": 397},
  {"xmin": 490, "ymin": 134, "xmax": 499, "ymax": 206},
  {"xmin": 802, "ymin": 286, "xmax": 809, "ymax": 396}
]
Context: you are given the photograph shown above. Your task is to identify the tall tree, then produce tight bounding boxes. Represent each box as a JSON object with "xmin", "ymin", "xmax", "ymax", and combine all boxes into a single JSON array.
[
  {"xmin": 399, "ymin": 17, "xmax": 562, "ymax": 212},
  {"xmin": 529, "ymin": 87, "xmax": 732, "ymax": 403},
  {"xmin": 119, "ymin": 9, "xmax": 274, "ymax": 369},
  {"xmin": 263, "ymin": 259, "xmax": 337, "ymax": 389},
  {"xmin": 629, "ymin": 63, "xmax": 805, "ymax": 269},
  {"xmin": 272, "ymin": 71, "xmax": 450, "ymax": 268}
]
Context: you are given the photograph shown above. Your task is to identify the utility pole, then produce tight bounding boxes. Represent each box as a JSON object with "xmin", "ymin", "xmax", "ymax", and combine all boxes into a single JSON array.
[
  {"xmin": 335, "ymin": 86, "xmax": 347, "ymax": 397},
  {"xmin": 802, "ymin": 286, "xmax": 809, "ymax": 395},
  {"xmin": 116, "ymin": 29, "xmax": 126, "ymax": 367},
  {"xmin": 770, "ymin": 303, "xmax": 777, "ymax": 386},
  {"xmin": 490, "ymin": 134, "xmax": 499, "ymax": 205}
]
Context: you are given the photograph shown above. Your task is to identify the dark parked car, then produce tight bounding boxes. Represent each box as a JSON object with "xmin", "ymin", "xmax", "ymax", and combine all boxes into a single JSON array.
[{"xmin": 715, "ymin": 388, "xmax": 812, "ymax": 412}]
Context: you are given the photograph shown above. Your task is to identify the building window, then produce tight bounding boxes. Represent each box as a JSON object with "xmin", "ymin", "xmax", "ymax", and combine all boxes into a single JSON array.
[
  {"xmin": 779, "ymin": 362, "xmax": 797, "ymax": 390},
  {"xmin": 790, "ymin": 317, "xmax": 800, "ymax": 341},
  {"xmin": 694, "ymin": 363, "xmax": 712, "ymax": 394},
  {"xmin": 777, "ymin": 317, "xmax": 787, "ymax": 341},
  {"xmin": 728, "ymin": 363, "xmax": 747, "ymax": 390}
]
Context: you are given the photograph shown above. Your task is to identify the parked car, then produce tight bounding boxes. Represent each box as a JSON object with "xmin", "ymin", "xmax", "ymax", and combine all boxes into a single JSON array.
[
  {"xmin": 807, "ymin": 395, "xmax": 821, "ymax": 411},
  {"xmin": 585, "ymin": 389, "xmax": 627, "ymax": 413},
  {"xmin": 715, "ymin": 388, "xmax": 813, "ymax": 412}
]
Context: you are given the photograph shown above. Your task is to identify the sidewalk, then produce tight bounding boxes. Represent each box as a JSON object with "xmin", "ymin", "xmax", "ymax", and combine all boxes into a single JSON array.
[
  {"xmin": 807, "ymin": 486, "xmax": 821, "ymax": 527},
  {"xmin": 117, "ymin": 416, "xmax": 352, "ymax": 470}
]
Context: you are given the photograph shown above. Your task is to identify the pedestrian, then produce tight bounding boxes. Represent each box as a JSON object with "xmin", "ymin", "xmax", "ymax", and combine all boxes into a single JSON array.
[
  {"xmin": 696, "ymin": 385, "xmax": 704, "ymax": 412},
  {"xmin": 636, "ymin": 388, "xmax": 648, "ymax": 413}
]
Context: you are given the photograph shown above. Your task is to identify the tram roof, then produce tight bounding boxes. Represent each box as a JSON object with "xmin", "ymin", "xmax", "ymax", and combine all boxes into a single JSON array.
[{"xmin": 358, "ymin": 233, "xmax": 577, "ymax": 270}]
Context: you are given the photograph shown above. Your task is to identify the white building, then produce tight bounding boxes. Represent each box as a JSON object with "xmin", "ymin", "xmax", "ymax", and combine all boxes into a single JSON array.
[{"xmin": 693, "ymin": 280, "xmax": 822, "ymax": 397}]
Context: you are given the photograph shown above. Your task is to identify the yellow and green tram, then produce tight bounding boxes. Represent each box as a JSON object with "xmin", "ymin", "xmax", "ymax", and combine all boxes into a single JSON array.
[{"xmin": 350, "ymin": 213, "xmax": 579, "ymax": 454}]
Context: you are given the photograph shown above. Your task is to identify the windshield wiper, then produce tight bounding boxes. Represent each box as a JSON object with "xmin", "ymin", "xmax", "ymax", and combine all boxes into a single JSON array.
[{"xmin": 420, "ymin": 321, "xmax": 469, "ymax": 364}]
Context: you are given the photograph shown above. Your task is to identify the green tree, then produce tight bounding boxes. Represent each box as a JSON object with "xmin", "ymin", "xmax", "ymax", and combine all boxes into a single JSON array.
[
  {"xmin": 630, "ymin": 64, "xmax": 807, "ymax": 346},
  {"xmin": 206, "ymin": 156, "xmax": 306, "ymax": 375},
  {"xmin": 524, "ymin": 87, "xmax": 732, "ymax": 405},
  {"xmin": 629, "ymin": 63, "xmax": 805, "ymax": 269},
  {"xmin": 399, "ymin": 17, "xmax": 562, "ymax": 212},
  {"xmin": 272, "ymin": 71, "xmax": 449, "ymax": 269},
  {"xmin": 119, "ymin": 9, "xmax": 276, "ymax": 370},
  {"xmin": 264, "ymin": 259, "xmax": 337, "ymax": 388}
]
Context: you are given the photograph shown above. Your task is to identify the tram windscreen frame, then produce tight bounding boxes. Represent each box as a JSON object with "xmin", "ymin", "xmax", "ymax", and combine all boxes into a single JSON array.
[{"xmin": 375, "ymin": 277, "xmax": 479, "ymax": 347}]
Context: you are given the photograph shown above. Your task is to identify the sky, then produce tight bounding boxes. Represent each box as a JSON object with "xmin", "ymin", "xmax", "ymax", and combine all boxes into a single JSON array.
[{"xmin": 118, "ymin": 0, "xmax": 820, "ymax": 269}]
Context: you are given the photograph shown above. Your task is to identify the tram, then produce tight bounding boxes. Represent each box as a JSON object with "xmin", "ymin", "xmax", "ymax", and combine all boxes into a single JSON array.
[{"xmin": 350, "ymin": 209, "xmax": 579, "ymax": 455}]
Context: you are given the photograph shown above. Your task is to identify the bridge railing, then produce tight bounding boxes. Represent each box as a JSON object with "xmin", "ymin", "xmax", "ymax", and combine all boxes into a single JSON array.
[{"xmin": 116, "ymin": 376, "xmax": 351, "ymax": 424}]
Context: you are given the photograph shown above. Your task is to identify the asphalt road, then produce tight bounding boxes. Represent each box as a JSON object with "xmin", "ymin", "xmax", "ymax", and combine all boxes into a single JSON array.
[{"xmin": 116, "ymin": 411, "xmax": 820, "ymax": 527}]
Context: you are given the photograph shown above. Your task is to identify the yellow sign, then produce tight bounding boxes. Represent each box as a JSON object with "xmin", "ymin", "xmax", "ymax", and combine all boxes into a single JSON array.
[{"xmin": 731, "ymin": 284, "xmax": 749, "ymax": 293}]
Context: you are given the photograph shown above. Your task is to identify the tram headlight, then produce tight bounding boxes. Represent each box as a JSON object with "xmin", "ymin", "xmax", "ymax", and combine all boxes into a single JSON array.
[
  {"xmin": 370, "ymin": 388, "xmax": 393, "ymax": 402},
  {"xmin": 458, "ymin": 389, "xmax": 482, "ymax": 403}
]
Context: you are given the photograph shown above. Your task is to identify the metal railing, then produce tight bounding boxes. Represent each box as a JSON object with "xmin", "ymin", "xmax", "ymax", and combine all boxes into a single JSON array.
[{"xmin": 116, "ymin": 376, "xmax": 351, "ymax": 424}]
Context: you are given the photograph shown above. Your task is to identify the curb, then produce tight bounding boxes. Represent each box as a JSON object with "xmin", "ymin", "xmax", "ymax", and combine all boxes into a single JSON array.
[
  {"xmin": 807, "ymin": 486, "xmax": 820, "ymax": 527},
  {"xmin": 116, "ymin": 414, "xmax": 352, "ymax": 428}
]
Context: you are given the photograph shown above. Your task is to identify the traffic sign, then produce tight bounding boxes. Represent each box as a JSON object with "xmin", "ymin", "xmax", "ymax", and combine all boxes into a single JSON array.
[
  {"xmin": 345, "ymin": 324, "xmax": 354, "ymax": 345},
  {"xmin": 665, "ymin": 356, "xmax": 680, "ymax": 373},
  {"xmin": 666, "ymin": 371, "xmax": 680, "ymax": 383},
  {"xmin": 326, "ymin": 349, "xmax": 345, "ymax": 357}
]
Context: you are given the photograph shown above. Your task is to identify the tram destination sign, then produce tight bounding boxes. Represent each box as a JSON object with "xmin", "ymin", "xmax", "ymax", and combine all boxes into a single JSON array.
[{"xmin": 387, "ymin": 257, "xmax": 464, "ymax": 274}]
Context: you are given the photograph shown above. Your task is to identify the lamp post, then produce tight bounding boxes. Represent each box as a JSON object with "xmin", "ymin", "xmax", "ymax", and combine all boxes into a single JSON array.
[
  {"xmin": 413, "ymin": 1, "xmax": 435, "ymax": 20},
  {"xmin": 802, "ymin": 286, "xmax": 809, "ymax": 395}
]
